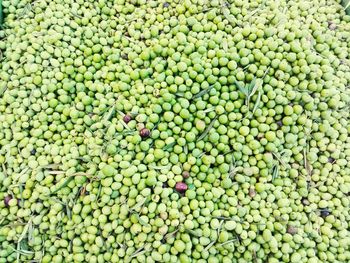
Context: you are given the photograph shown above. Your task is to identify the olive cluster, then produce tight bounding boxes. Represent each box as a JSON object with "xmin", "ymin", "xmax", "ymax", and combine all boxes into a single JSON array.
[{"xmin": 0, "ymin": 0, "xmax": 350, "ymax": 262}]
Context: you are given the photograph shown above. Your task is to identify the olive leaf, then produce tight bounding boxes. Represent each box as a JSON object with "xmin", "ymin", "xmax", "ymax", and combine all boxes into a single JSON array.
[
  {"xmin": 235, "ymin": 77, "xmax": 261, "ymax": 108},
  {"xmin": 197, "ymin": 115, "xmax": 218, "ymax": 141},
  {"xmin": 19, "ymin": 184, "xmax": 23, "ymax": 207},
  {"xmin": 221, "ymin": 4, "xmax": 239, "ymax": 26},
  {"xmin": 272, "ymin": 164, "xmax": 279, "ymax": 182},
  {"xmin": 103, "ymin": 105, "xmax": 115, "ymax": 122},
  {"xmin": 65, "ymin": 203, "xmax": 72, "ymax": 220},
  {"xmin": 251, "ymin": 91, "xmax": 261, "ymax": 115},
  {"xmin": 129, "ymin": 245, "xmax": 150, "ymax": 260},
  {"xmin": 51, "ymin": 177, "xmax": 74, "ymax": 195},
  {"xmin": 303, "ymin": 148, "xmax": 312, "ymax": 177},
  {"xmin": 96, "ymin": 183, "xmax": 102, "ymax": 201},
  {"xmin": 9, "ymin": 246, "xmax": 34, "ymax": 256},
  {"xmin": 163, "ymin": 141, "xmax": 176, "ymax": 151},
  {"xmin": 192, "ymin": 85, "xmax": 215, "ymax": 100},
  {"xmin": 119, "ymin": 120, "xmax": 131, "ymax": 130},
  {"xmin": 216, "ymin": 238, "xmax": 238, "ymax": 247},
  {"xmin": 222, "ymin": 39, "xmax": 228, "ymax": 52},
  {"xmin": 272, "ymin": 152, "xmax": 287, "ymax": 169},
  {"xmin": 184, "ymin": 145, "xmax": 188, "ymax": 155},
  {"xmin": 235, "ymin": 80, "xmax": 250, "ymax": 97},
  {"xmin": 131, "ymin": 212, "xmax": 149, "ymax": 227}
]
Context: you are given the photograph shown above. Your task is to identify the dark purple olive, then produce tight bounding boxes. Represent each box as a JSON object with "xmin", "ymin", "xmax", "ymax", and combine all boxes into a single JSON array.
[
  {"xmin": 140, "ymin": 128, "xmax": 150, "ymax": 138},
  {"xmin": 4, "ymin": 196, "xmax": 12, "ymax": 207},
  {"xmin": 123, "ymin": 114, "xmax": 132, "ymax": 123},
  {"xmin": 175, "ymin": 182, "xmax": 187, "ymax": 193},
  {"xmin": 320, "ymin": 209, "xmax": 331, "ymax": 218},
  {"xmin": 163, "ymin": 2, "xmax": 170, "ymax": 7},
  {"xmin": 30, "ymin": 149, "xmax": 36, "ymax": 155},
  {"xmin": 328, "ymin": 157, "xmax": 335, "ymax": 163},
  {"xmin": 182, "ymin": 171, "xmax": 190, "ymax": 179}
]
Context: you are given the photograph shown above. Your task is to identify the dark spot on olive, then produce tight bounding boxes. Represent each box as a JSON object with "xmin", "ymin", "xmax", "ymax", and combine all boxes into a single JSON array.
[{"xmin": 287, "ymin": 225, "xmax": 298, "ymax": 235}]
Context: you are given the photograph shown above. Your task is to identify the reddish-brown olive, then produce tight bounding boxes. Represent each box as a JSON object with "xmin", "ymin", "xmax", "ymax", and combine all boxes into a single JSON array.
[
  {"xmin": 175, "ymin": 182, "xmax": 188, "ymax": 193},
  {"xmin": 140, "ymin": 128, "xmax": 150, "ymax": 138},
  {"xmin": 123, "ymin": 114, "xmax": 132, "ymax": 123}
]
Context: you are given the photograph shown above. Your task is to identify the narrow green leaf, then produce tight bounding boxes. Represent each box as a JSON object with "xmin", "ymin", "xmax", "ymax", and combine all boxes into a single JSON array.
[
  {"xmin": 132, "ymin": 197, "xmax": 149, "ymax": 211},
  {"xmin": 184, "ymin": 145, "xmax": 188, "ymax": 155},
  {"xmin": 251, "ymin": 91, "xmax": 261, "ymax": 115},
  {"xmin": 66, "ymin": 203, "xmax": 72, "ymax": 220},
  {"xmin": 247, "ymin": 77, "xmax": 257, "ymax": 95},
  {"xmin": 96, "ymin": 183, "xmax": 102, "ymax": 201},
  {"xmin": 185, "ymin": 229, "xmax": 200, "ymax": 237},
  {"xmin": 345, "ymin": 0, "xmax": 350, "ymax": 10},
  {"xmin": 203, "ymin": 107, "xmax": 215, "ymax": 113},
  {"xmin": 119, "ymin": 120, "xmax": 131, "ymax": 130},
  {"xmin": 262, "ymin": 66, "xmax": 271, "ymax": 79},
  {"xmin": 132, "ymin": 212, "xmax": 149, "ymax": 227},
  {"xmin": 120, "ymin": 130, "xmax": 136, "ymax": 136},
  {"xmin": 19, "ymin": 184, "xmax": 23, "ymax": 207},
  {"xmin": 222, "ymin": 39, "xmax": 228, "ymax": 52},
  {"xmin": 18, "ymin": 218, "xmax": 32, "ymax": 243},
  {"xmin": 222, "ymin": 6, "xmax": 238, "ymax": 26},
  {"xmin": 229, "ymin": 155, "xmax": 236, "ymax": 175},
  {"xmin": 0, "ymin": 0, "xmax": 3, "ymax": 25},
  {"xmin": 235, "ymin": 80, "xmax": 249, "ymax": 97},
  {"xmin": 272, "ymin": 152, "xmax": 287, "ymax": 169},
  {"xmin": 117, "ymin": 110, "xmax": 125, "ymax": 117},
  {"xmin": 272, "ymin": 165, "xmax": 279, "ymax": 182},
  {"xmin": 51, "ymin": 177, "xmax": 74, "ymax": 195},
  {"xmin": 9, "ymin": 246, "xmax": 34, "ymax": 255},
  {"xmin": 303, "ymin": 148, "xmax": 312, "ymax": 177},
  {"xmin": 198, "ymin": 115, "xmax": 218, "ymax": 141},
  {"xmin": 204, "ymin": 240, "xmax": 216, "ymax": 251},
  {"xmin": 163, "ymin": 141, "xmax": 176, "ymax": 151},
  {"xmin": 129, "ymin": 246, "xmax": 149, "ymax": 259},
  {"xmin": 192, "ymin": 85, "xmax": 215, "ymax": 100},
  {"xmin": 149, "ymin": 165, "xmax": 171, "ymax": 170},
  {"xmin": 48, "ymin": 170, "xmax": 65, "ymax": 175},
  {"xmin": 104, "ymin": 105, "xmax": 115, "ymax": 122},
  {"xmin": 217, "ymin": 238, "xmax": 238, "ymax": 247}
]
